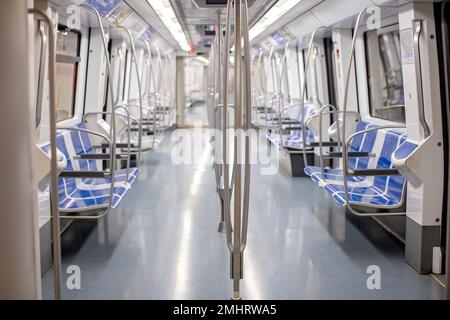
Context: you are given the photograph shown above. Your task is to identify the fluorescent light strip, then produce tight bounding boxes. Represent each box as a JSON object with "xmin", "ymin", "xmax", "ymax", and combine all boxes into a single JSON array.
[
  {"xmin": 195, "ymin": 56, "xmax": 210, "ymax": 65},
  {"xmin": 147, "ymin": 0, "xmax": 191, "ymax": 51},
  {"xmin": 249, "ymin": 0, "xmax": 303, "ymax": 41}
]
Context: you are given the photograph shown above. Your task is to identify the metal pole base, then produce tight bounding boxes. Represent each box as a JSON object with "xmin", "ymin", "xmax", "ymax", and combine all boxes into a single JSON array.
[
  {"xmin": 232, "ymin": 291, "xmax": 242, "ymax": 300},
  {"xmin": 218, "ymin": 221, "xmax": 227, "ymax": 233}
]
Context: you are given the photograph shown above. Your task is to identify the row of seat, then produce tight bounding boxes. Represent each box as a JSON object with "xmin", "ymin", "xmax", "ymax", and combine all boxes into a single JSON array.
[
  {"xmin": 305, "ymin": 121, "xmax": 417, "ymax": 208},
  {"xmin": 265, "ymin": 104, "xmax": 316, "ymax": 149},
  {"xmin": 261, "ymin": 101, "xmax": 419, "ymax": 210},
  {"xmin": 41, "ymin": 123, "xmax": 140, "ymax": 213}
]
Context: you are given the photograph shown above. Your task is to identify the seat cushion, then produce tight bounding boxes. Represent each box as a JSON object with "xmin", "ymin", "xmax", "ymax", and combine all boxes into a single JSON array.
[
  {"xmin": 304, "ymin": 166, "xmax": 366, "ymax": 184},
  {"xmin": 323, "ymin": 182, "xmax": 404, "ymax": 207},
  {"xmin": 58, "ymin": 167, "xmax": 140, "ymax": 211},
  {"xmin": 267, "ymin": 129, "xmax": 314, "ymax": 150}
]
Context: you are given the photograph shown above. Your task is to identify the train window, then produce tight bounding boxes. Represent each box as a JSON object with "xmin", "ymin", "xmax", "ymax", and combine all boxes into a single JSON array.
[
  {"xmin": 55, "ymin": 26, "xmax": 81, "ymax": 122},
  {"xmin": 364, "ymin": 26, "xmax": 405, "ymax": 123}
]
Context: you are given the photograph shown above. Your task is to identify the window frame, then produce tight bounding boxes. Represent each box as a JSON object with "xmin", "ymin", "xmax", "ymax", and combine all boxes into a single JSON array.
[
  {"xmin": 55, "ymin": 24, "xmax": 82, "ymax": 123},
  {"xmin": 363, "ymin": 23, "xmax": 406, "ymax": 124}
]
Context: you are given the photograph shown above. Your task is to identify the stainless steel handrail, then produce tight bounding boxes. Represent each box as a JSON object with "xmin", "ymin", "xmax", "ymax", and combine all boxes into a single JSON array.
[
  {"xmin": 81, "ymin": 4, "xmax": 117, "ymax": 197},
  {"xmin": 338, "ymin": 8, "xmax": 407, "ymax": 216},
  {"xmin": 28, "ymin": 8, "xmax": 62, "ymax": 301},
  {"xmin": 145, "ymin": 41, "xmax": 160, "ymax": 149},
  {"xmin": 318, "ymin": 105, "xmax": 341, "ymax": 179},
  {"xmin": 223, "ymin": 0, "xmax": 232, "ymax": 257},
  {"xmin": 251, "ymin": 51, "xmax": 264, "ymax": 123},
  {"xmin": 413, "ymin": 19, "xmax": 431, "ymax": 138},
  {"xmin": 116, "ymin": 26, "xmax": 143, "ymax": 165},
  {"xmin": 222, "ymin": 0, "xmax": 252, "ymax": 300},
  {"xmin": 115, "ymin": 47, "xmax": 125, "ymax": 107},
  {"xmin": 35, "ymin": 21, "xmax": 47, "ymax": 129},
  {"xmin": 141, "ymin": 40, "xmax": 157, "ymax": 149},
  {"xmin": 211, "ymin": 16, "xmax": 231, "ymax": 232},
  {"xmin": 277, "ymin": 41, "xmax": 291, "ymax": 148},
  {"xmin": 300, "ymin": 26, "xmax": 325, "ymax": 167},
  {"xmin": 156, "ymin": 48, "xmax": 167, "ymax": 130},
  {"xmin": 241, "ymin": 0, "xmax": 252, "ymax": 256},
  {"xmin": 340, "ymin": 8, "xmax": 367, "ymax": 202},
  {"xmin": 83, "ymin": 110, "xmax": 139, "ymax": 178},
  {"xmin": 232, "ymin": 0, "xmax": 242, "ymax": 300}
]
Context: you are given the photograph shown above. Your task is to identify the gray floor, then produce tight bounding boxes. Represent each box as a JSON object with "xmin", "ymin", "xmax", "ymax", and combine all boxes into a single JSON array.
[
  {"xmin": 42, "ymin": 108, "xmax": 445, "ymax": 300},
  {"xmin": 185, "ymin": 101, "xmax": 209, "ymax": 127}
]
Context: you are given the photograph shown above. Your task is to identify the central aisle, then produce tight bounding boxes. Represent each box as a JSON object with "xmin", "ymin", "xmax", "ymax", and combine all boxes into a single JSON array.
[{"xmin": 42, "ymin": 118, "xmax": 444, "ymax": 299}]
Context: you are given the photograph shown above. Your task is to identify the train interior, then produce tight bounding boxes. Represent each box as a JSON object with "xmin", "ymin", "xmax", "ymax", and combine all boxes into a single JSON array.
[{"xmin": 1, "ymin": 0, "xmax": 450, "ymax": 300}]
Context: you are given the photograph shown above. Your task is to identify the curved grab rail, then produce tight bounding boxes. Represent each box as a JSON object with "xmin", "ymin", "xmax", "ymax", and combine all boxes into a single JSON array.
[
  {"xmin": 412, "ymin": 19, "xmax": 431, "ymax": 138},
  {"xmin": 339, "ymin": 7, "xmax": 403, "ymax": 211},
  {"xmin": 114, "ymin": 46, "xmax": 125, "ymax": 107},
  {"xmin": 115, "ymin": 26, "xmax": 143, "ymax": 165},
  {"xmin": 80, "ymin": 4, "xmax": 118, "ymax": 193},
  {"xmin": 340, "ymin": 8, "xmax": 371, "ymax": 206},
  {"xmin": 35, "ymin": 21, "xmax": 47, "ymax": 129},
  {"xmin": 155, "ymin": 48, "xmax": 167, "ymax": 131},
  {"xmin": 138, "ymin": 40, "xmax": 157, "ymax": 150},
  {"xmin": 277, "ymin": 41, "xmax": 291, "ymax": 148},
  {"xmin": 83, "ymin": 109, "xmax": 139, "ymax": 177},
  {"xmin": 300, "ymin": 26, "xmax": 326, "ymax": 167},
  {"xmin": 318, "ymin": 105, "xmax": 341, "ymax": 179}
]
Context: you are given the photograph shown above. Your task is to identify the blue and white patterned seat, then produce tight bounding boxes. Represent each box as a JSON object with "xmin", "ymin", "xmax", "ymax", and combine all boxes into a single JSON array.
[
  {"xmin": 267, "ymin": 129, "xmax": 315, "ymax": 149},
  {"xmin": 267, "ymin": 104, "xmax": 316, "ymax": 150},
  {"xmin": 41, "ymin": 123, "xmax": 140, "ymax": 212},
  {"xmin": 305, "ymin": 121, "xmax": 418, "ymax": 208},
  {"xmin": 304, "ymin": 121, "xmax": 377, "ymax": 182}
]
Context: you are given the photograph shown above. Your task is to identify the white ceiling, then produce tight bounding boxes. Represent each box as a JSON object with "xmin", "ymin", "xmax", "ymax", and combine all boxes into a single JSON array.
[{"xmin": 170, "ymin": 0, "xmax": 279, "ymax": 53}]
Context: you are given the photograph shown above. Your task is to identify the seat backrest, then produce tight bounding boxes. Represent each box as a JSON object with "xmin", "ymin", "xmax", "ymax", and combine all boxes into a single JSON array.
[
  {"xmin": 40, "ymin": 123, "xmax": 98, "ymax": 172},
  {"xmin": 301, "ymin": 105, "xmax": 315, "ymax": 122},
  {"xmin": 372, "ymin": 130, "xmax": 406, "ymax": 202},
  {"xmin": 288, "ymin": 127, "xmax": 315, "ymax": 144},
  {"xmin": 68, "ymin": 123, "xmax": 98, "ymax": 171},
  {"xmin": 40, "ymin": 132, "xmax": 74, "ymax": 171},
  {"xmin": 348, "ymin": 121, "xmax": 377, "ymax": 171}
]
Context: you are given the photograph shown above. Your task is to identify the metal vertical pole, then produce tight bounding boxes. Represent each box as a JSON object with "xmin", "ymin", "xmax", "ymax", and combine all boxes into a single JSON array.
[
  {"xmin": 241, "ymin": 0, "xmax": 252, "ymax": 268},
  {"xmin": 223, "ymin": 0, "xmax": 233, "ymax": 253},
  {"xmin": 176, "ymin": 56, "xmax": 186, "ymax": 128},
  {"xmin": 216, "ymin": 12, "xmax": 228, "ymax": 233},
  {"xmin": 232, "ymin": 0, "xmax": 242, "ymax": 300}
]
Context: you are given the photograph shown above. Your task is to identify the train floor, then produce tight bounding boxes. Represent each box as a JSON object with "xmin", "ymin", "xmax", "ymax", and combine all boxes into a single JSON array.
[{"xmin": 42, "ymin": 106, "xmax": 445, "ymax": 300}]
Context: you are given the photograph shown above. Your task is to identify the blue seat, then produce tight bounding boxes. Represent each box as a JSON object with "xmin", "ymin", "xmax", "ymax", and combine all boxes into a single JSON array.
[
  {"xmin": 305, "ymin": 121, "xmax": 418, "ymax": 208},
  {"xmin": 305, "ymin": 121, "xmax": 377, "ymax": 182},
  {"xmin": 267, "ymin": 129, "xmax": 315, "ymax": 149},
  {"xmin": 267, "ymin": 104, "xmax": 315, "ymax": 150},
  {"xmin": 41, "ymin": 123, "xmax": 140, "ymax": 212}
]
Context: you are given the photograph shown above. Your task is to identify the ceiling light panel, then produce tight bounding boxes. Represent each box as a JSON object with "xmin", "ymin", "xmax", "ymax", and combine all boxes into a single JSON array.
[
  {"xmin": 146, "ymin": 0, "xmax": 191, "ymax": 51},
  {"xmin": 249, "ymin": 0, "xmax": 303, "ymax": 41}
]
